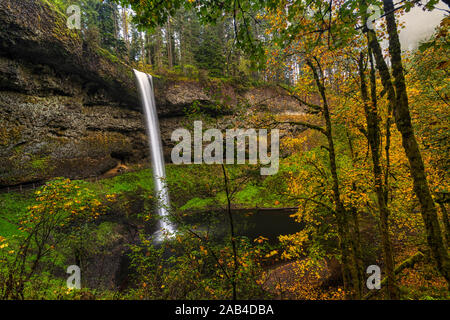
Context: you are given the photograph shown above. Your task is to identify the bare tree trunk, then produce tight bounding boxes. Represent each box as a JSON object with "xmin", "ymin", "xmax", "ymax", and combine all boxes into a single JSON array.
[
  {"xmin": 155, "ymin": 27, "xmax": 163, "ymax": 70},
  {"xmin": 122, "ymin": 8, "xmax": 129, "ymax": 61},
  {"xmin": 141, "ymin": 32, "xmax": 145, "ymax": 63},
  {"xmin": 179, "ymin": 20, "xmax": 186, "ymax": 68},
  {"xmin": 145, "ymin": 32, "xmax": 152, "ymax": 65},
  {"xmin": 166, "ymin": 18, "xmax": 173, "ymax": 69},
  {"xmin": 111, "ymin": 3, "xmax": 118, "ymax": 41}
]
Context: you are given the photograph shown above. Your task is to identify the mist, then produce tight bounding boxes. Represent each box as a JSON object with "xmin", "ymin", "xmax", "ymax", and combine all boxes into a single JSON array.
[{"xmin": 398, "ymin": 1, "xmax": 447, "ymax": 50}]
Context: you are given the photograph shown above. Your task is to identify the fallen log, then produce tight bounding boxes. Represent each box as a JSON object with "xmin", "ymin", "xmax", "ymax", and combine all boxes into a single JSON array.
[{"xmin": 364, "ymin": 251, "xmax": 425, "ymax": 300}]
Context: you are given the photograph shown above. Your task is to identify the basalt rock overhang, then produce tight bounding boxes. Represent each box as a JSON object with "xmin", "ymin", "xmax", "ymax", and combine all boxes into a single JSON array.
[
  {"xmin": 0, "ymin": 0, "xmax": 138, "ymax": 108},
  {"xmin": 0, "ymin": 0, "xmax": 305, "ymax": 117},
  {"xmin": 0, "ymin": 0, "xmax": 241, "ymax": 116}
]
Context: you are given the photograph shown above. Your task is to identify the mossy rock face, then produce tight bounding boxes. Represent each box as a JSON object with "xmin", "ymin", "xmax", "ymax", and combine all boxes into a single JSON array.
[
  {"xmin": 0, "ymin": 91, "xmax": 147, "ymax": 187},
  {"xmin": 0, "ymin": 0, "xmax": 303, "ymax": 114},
  {"xmin": 0, "ymin": 0, "xmax": 305, "ymax": 187},
  {"xmin": 0, "ymin": 0, "xmax": 137, "ymax": 107}
]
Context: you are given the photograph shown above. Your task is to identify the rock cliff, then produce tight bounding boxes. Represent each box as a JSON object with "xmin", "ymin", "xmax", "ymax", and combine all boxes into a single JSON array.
[{"xmin": 0, "ymin": 0, "xmax": 304, "ymax": 187}]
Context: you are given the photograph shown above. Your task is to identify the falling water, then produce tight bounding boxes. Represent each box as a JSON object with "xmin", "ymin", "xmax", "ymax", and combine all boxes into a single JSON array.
[{"xmin": 134, "ymin": 69, "xmax": 175, "ymax": 242}]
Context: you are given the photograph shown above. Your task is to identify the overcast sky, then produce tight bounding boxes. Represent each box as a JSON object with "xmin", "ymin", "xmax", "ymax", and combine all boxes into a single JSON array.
[{"xmin": 398, "ymin": 2, "xmax": 448, "ymax": 50}]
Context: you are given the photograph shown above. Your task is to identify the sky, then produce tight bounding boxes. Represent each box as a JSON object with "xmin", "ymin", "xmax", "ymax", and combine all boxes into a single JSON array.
[{"xmin": 398, "ymin": 1, "xmax": 448, "ymax": 50}]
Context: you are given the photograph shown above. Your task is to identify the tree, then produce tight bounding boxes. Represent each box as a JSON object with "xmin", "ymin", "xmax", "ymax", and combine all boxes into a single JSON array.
[
  {"xmin": 366, "ymin": 0, "xmax": 449, "ymax": 284},
  {"xmin": 193, "ymin": 24, "xmax": 227, "ymax": 77},
  {"xmin": 0, "ymin": 179, "xmax": 107, "ymax": 299},
  {"xmin": 113, "ymin": 0, "xmax": 449, "ymax": 296},
  {"xmin": 357, "ymin": 47, "xmax": 398, "ymax": 298}
]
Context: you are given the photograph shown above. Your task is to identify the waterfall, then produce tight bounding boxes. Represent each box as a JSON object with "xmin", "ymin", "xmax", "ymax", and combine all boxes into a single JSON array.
[{"xmin": 133, "ymin": 69, "xmax": 175, "ymax": 242}]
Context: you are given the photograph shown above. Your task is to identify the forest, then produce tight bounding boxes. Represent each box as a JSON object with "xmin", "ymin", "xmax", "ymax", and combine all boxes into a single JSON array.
[{"xmin": 0, "ymin": 0, "xmax": 449, "ymax": 301}]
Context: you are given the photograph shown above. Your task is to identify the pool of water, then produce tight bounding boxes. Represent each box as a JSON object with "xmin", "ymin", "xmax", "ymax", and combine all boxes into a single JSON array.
[{"xmin": 182, "ymin": 207, "xmax": 302, "ymax": 243}]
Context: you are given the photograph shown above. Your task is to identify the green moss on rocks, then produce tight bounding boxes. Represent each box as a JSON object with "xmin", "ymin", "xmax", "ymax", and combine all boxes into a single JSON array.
[
  {"xmin": 97, "ymin": 47, "xmax": 121, "ymax": 65},
  {"xmin": 30, "ymin": 157, "xmax": 49, "ymax": 170}
]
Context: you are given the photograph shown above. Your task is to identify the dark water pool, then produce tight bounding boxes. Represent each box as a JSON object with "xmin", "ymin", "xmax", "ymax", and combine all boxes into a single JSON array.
[{"xmin": 182, "ymin": 207, "xmax": 302, "ymax": 243}]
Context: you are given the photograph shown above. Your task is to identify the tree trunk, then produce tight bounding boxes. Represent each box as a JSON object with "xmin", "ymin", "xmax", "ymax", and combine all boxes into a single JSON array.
[
  {"xmin": 221, "ymin": 165, "xmax": 238, "ymax": 300},
  {"xmin": 141, "ymin": 32, "xmax": 146, "ymax": 63},
  {"xmin": 381, "ymin": 0, "xmax": 450, "ymax": 283},
  {"xmin": 166, "ymin": 18, "xmax": 173, "ymax": 69},
  {"xmin": 122, "ymin": 8, "xmax": 129, "ymax": 60},
  {"xmin": 307, "ymin": 58, "xmax": 362, "ymax": 299},
  {"xmin": 437, "ymin": 200, "xmax": 450, "ymax": 248},
  {"xmin": 145, "ymin": 32, "xmax": 152, "ymax": 65},
  {"xmin": 111, "ymin": 3, "xmax": 119, "ymax": 41},
  {"xmin": 155, "ymin": 27, "xmax": 163, "ymax": 70},
  {"xmin": 358, "ymin": 50, "xmax": 399, "ymax": 299}
]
